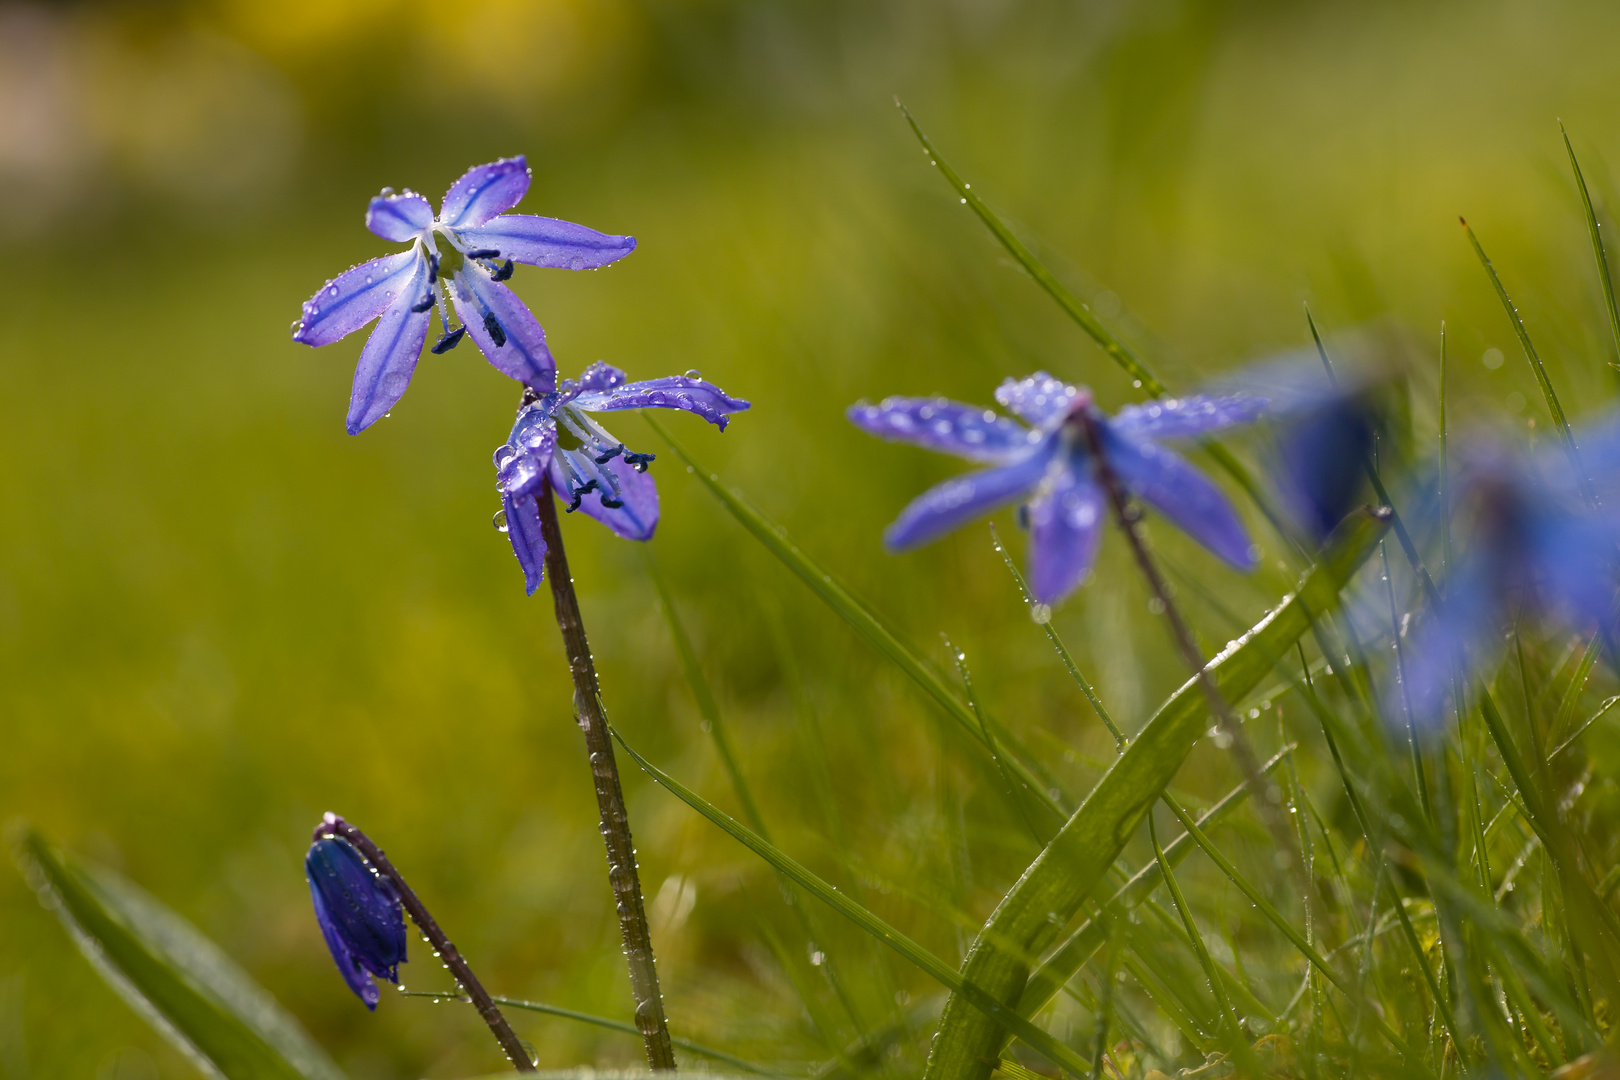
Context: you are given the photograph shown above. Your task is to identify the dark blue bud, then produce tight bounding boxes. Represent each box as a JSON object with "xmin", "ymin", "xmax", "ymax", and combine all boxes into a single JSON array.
[
  {"xmin": 465, "ymin": 248, "xmax": 501, "ymax": 260},
  {"xmin": 305, "ymin": 836, "xmax": 407, "ymax": 1009},
  {"xmin": 483, "ymin": 312, "xmax": 507, "ymax": 347},
  {"xmin": 427, "ymin": 253, "xmax": 439, "ymax": 285},
  {"xmin": 410, "ymin": 293, "xmax": 435, "ymax": 314},
  {"xmin": 431, "ymin": 327, "xmax": 467, "ymax": 354},
  {"xmin": 491, "ymin": 259, "xmax": 515, "ymax": 282}
]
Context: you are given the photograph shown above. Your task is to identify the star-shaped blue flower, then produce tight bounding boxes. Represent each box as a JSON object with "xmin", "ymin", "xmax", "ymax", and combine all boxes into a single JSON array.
[
  {"xmin": 305, "ymin": 820, "xmax": 407, "ymax": 1010},
  {"xmin": 1400, "ymin": 433, "xmax": 1620, "ymax": 726},
  {"xmin": 292, "ymin": 157, "xmax": 636, "ymax": 434},
  {"xmin": 848, "ymin": 372, "xmax": 1265, "ymax": 604},
  {"xmin": 495, "ymin": 362, "xmax": 750, "ymax": 594}
]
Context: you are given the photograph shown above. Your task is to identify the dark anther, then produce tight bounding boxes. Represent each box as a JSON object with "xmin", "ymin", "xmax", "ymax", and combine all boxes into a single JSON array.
[
  {"xmin": 594, "ymin": 444, "xmax": 624, "ymax": 464},
  {"xmin": 1015, "ymin": 504, "xmax": 1030, "ymax": 531},
  {"xmin": 483, "ymin": 312, "xmax": 507, "ymax": 347},
  {"xmin": 427, "ymin": 253, "xmax": 439, "ymax": 284},
  {"xmin": 466, "ymin": 248, "xmax": 501, "ymax": 259},
  {"xmin": 431, "ymin": 327, "xmax": 467, "ymax": 354},
  {"xmin": 566, "ymin": 479, "xmax": 598, "ymax": 512},
  {"xmin": 491, "ymin": 260, "xmax": 515, "ymax": 282},
  {"xmin": 410, "ymin": 293, "xmax": 435, "ymax": 313},
  {"xmin": 623, "ymin": 450, "xmax": 657, "ymax": 473},
  {"xmin": 600, "ymin": 496, "xmax": 625, "ymax": 509}
]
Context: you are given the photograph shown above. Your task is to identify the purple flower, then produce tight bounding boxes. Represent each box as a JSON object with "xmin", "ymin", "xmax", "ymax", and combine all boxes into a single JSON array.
[
  {"xmin": 848, "ymin": 372, "xmax": 1265, "ymax": 604},
  {"xmin": 1400, "ymin": 439, "xmax": 1620, "ymax": 726},
  {"xmin": 305, "ymin": 819, "xmax": 407, "ymax": 1010},
  {"xmin": 292, "ymin": 157, "xmax": 636, "ymax": 435},
  {"xmin": 495, "ymin": 362, "xmax": 750, "ymax": 594}
]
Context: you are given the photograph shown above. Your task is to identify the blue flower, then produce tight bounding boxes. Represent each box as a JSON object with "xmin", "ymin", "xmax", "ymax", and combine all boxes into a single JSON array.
[
  {"xmin": 293, "ymin": 157, "xmax": 636, "ymax": 435},
  {"xmin": 848, "ymin": 372, "xmax": 1265, "ymax": 604},
  {"xmin": 305, "ymin": 820, "xmax": 407, "ymax": 1010},
  {"xmin": 1399, "ymin": 436, "xmax": 1620, "ymax": 726},
  {"xmin": 495, "ymin": 362, "xmax": 750, "ymax": 594}
]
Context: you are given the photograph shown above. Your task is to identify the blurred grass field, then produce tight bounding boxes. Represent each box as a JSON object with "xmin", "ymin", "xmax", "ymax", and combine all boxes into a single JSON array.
[{"xmin": 7, "ymin": 0, "xmax": 1620, "ymax": 1075}]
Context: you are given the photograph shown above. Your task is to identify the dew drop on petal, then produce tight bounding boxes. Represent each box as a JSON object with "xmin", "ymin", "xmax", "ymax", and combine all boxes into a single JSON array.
[
  {"xmin": 493, "ymin": 509, "xmax": 509, "ymax": 533},
  {"xmin": 685, "ymin": 369, "xmax": 701, "ymax": 379}
]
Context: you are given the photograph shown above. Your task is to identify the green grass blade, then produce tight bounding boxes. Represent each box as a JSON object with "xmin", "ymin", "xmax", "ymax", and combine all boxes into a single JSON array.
[
  {"xmin": 1462, "ymin": 217, "xmax": 1593, "ymax": 502},
  {"xmin": 1561, "ymin": 120, "xmax": 1620, "ymax": 367},
  {"xmin": 896, "ymin": 102, "xmax": 1163, "ymax": 395},
  {"xmin": 14, "ymin": 828, "xmax": 345, "ymax": 1080},
  {"xmin": 923, "ymin": 508, "xmax": 1392, "ymax": 1080},
  {"xmin": 647, "ymin": 415, "xmax": 1067, "ymax": 820},
  {"xmin": 611, "ymin": 730, "xmax": 1096, "ymax": 1078}
]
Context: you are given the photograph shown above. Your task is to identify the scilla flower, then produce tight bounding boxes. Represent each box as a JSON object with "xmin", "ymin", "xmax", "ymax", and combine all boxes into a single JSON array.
[
  {"xmin": 293, "ymin": 157, "xmax": 636, "ymax": 435},
  {"xmin": 849, "ymin": 372, "xmax": 1265, "ymax": 604},
  {"xmin": 1401, "ymin": 436, "xmax": 1620, "ymax": 726},
  {"xmin": 305, "ymin": 823, "xmax": 407, "ymax": 1009},
  {"xmin": 495, "ymin": 362, "xmax": 750, "ymax": 594}
]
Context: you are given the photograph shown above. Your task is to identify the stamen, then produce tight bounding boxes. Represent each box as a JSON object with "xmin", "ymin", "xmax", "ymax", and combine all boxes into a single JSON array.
[
  {"xmin": 566, "ymin": 479, "xmax": 598, "ymax": 512},
  {"xmin": 491, "ymin": 260, "xmax": 515, "ymax": 282},
  {"xmin": 1016, "ymin": 504, "xmax": 1030, "ymax": 531},
  {"xmin": 427, "ymin": 253, "xmax": 439, "ymax": 284},
  {"xmin": 483, "ymin": 312, "xmax": 507, "ymax": 347},
  {"xmin": 465, "ymin": 248, "xmax": 501, "ymax": 259},
  {"xmin": 410, "ymin": 293, "xmax": 435, "ymax": 313},
  {"xmin": 623, "ymin": 450, "xmax": 656, "ymax": 473},
  {"xmin": 600, "ymin": 496, "xmax": 625, "ymax": 509},
  {"xmin": 594, "ymin": 444, "xmax": 624, "ymax": 464},
  {"xmin": 431, "ymin": 327, "xmax": 466, "ymax": 354}
]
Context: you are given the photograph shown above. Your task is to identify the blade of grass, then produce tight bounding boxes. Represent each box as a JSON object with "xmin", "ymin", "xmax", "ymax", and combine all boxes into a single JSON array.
[
  {"xmin": 648, "ymin": 415, "xmax": 1067, "ymax": 821},
  {"xmin": 611, "ymin": 729, "xmax": 1096, "ymax": 1078},
  {"xmin": 1461, "ymin": 217, "xmax": 1593, "ymax": 503},
  {"xmin": 923, "ymin": 509, "xmax": 1394, "ymax": 1080},
  {"xmin": 14, "ymin": 829, "xmax": 345, "ymax": 1080},
  {"xmin": 1561, "ymin": 121, "xmax": 1620, "ymax": 367}
]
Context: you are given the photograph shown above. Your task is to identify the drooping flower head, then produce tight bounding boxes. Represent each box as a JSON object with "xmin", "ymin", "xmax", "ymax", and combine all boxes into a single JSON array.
[
  {"xmin": 848, "ymin": 372, "xmax": 1265, "ymax": 604},
  {"xmin": 1399, "ymin": 430, "xmax": 1620, "ymax": 726},
  {"xmin": 495, "ymin": 362, "xmax": 750, "ymax": 594},
  {"xmin": 292, "ymin": 157, "xmax": 636, "ymax": 434},
  {"xmin": 305, "ymin": 815, "xmax": 407, "ymax": 1009}
]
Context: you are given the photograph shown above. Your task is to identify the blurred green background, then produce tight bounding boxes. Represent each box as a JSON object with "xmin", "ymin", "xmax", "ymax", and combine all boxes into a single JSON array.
[{"xmin": 5, "ymin": 0, "xmax": 1620, "ymax": 1075}]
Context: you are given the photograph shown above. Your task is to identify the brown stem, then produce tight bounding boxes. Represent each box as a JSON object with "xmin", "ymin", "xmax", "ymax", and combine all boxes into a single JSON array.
[
  {"xmin": 325, "ymin": 816, "xmax": 535, "ymax": 1071},
  {"xmin": 1074, "ymin": 410, "xmax": 1310, "ymax": 899},
  {"xmin": 534, "ymin": 477, "xmax": 678, "ymax": 1071}
]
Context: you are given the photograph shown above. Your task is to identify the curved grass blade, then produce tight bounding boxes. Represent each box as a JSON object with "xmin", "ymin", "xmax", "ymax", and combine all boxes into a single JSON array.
[
  {"xmin": 407, "ymin": 991, "xmax": 789, "ymax": 1078},
  {"xmin": 611, "ymin": 729, "xmax": 1096, "ymax": 1078},
  {"xmin": 922, "ymin": 508, "xmax": 1393, "ymax": 1080},
  {"xmin": 1561, "ymin": 121, "xmax": 1620, "ymax": 367},
  {"xmin": 14, "ymin": 828, "xmax": 345, "ymax": 1080},
  {"xmin": 646, "ymin": 415, "xmax": 1067, "ymax": 821},
  {"xmin": 1462, "ymin": 217, "xmax": 1593, "ymax": 503}
]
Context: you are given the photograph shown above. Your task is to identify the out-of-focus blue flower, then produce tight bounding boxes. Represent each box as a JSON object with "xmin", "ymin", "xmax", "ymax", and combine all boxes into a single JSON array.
[
  {"xmin": 1401, "ymin": 432, "xmax": 1620, "ymax": 726},
  {"xmin": 495, "ymin": 362, "xmax": 750, "ymax": 594},
  {"xmin": 293, "ymin": 157, "xmax": 636, "ymax": 435},
  {"xmin": 848, "ymin": 372, "xmax": 1265, "ymax": 604},
  {"xmin": 306, "ymin": 819, "xmax": 407, "ymax": 1010}
]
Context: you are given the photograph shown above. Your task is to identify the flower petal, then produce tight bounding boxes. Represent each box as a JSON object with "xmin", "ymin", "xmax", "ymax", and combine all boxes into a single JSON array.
[
  {"xmin": 1026, "ymin": 466, "xmax": 1105, "ymax": 604},
  {"xmin": 1103, "ymin": 428, "xmax": 1255, "ymax": 569},
  {"xmin": 848, "ymin": 396, "xmax": 1040, "ymax": 464},
  {"xmin": 439, "ymin": 157, "xmax": 531, "ymax": 228},
  {"xmin": 457, "ymin": 215, "xmax": 635, "ymax": 270},
  {"xmin": 496, "ymin": 409, "xmax": 557, "ymax": 499},
  {"xmin": 574, "ymin": 374, "xmax": 750, "ymax": 430},
  {"xmin": 995, "ymin": 372, "xmax": 1082, "ymax": 430},
  {"xmin": 502, "ymin": 491, "xmax": 549, "ymax": 595},
  {"xmin": 550, "ymin": 450, "xmax": 659, "ymax": 541},
  {"xmin": 1110, "ymin": 393, "xmax": 1266, "ymax": 441},
  {"xmin": 366, "ymin": 191, "xmax": 432, "ymax": 242},
  {"xmin": 304, "ymin": 839, "xmax": 406, "ymax": 987},
  {"xmin": 345, "ymin": 260, "xmax": 432, "ymax": 434},
  {"xmin": 293, "ymin": 249, "xmax": 421, "ymax": 347},
  {"xmin": 449, "ymin": 265, "xmax": 555, "ymax": 390},
  {"xmin": 883, "ymin": 447, "xmax": 1054, "ymax": 551},
  {"xmin": 308, "ymin": 882, "xmax": 379, "ymax": 1009},
  {"xmin": 1397, "ymin": 560, "xmax": 1498, "ymax": 728}
]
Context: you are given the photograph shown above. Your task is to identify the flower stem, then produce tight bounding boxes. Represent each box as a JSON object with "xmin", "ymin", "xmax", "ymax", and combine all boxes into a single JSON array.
[
  {"xmin": 325, "ymin": 816, "xmax": 535, "ymax": 1071},
  {"xmin": 534, "ymin": 477, "xmax": 677, "ymax": 1071},
  {"xmin": 1073, "ymin": 411, "xmax": 1310, "ymax": 898}
]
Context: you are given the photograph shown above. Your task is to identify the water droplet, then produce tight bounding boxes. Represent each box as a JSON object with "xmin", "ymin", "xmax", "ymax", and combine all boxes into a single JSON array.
[
  {"xmin": 1029, "ymin": 603, "xmax": 1052, "ymax": 625},
  {"xmin": 519, "ymin": 1039, "xmax": 540, "ymax": 1066},
  {"xmin": 685, "ymin": 369, "xmax": 701, "ymax": 379},
  {"xmin": 492, "ymin": 509, "xmax": 509, "ymax": 533}
]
